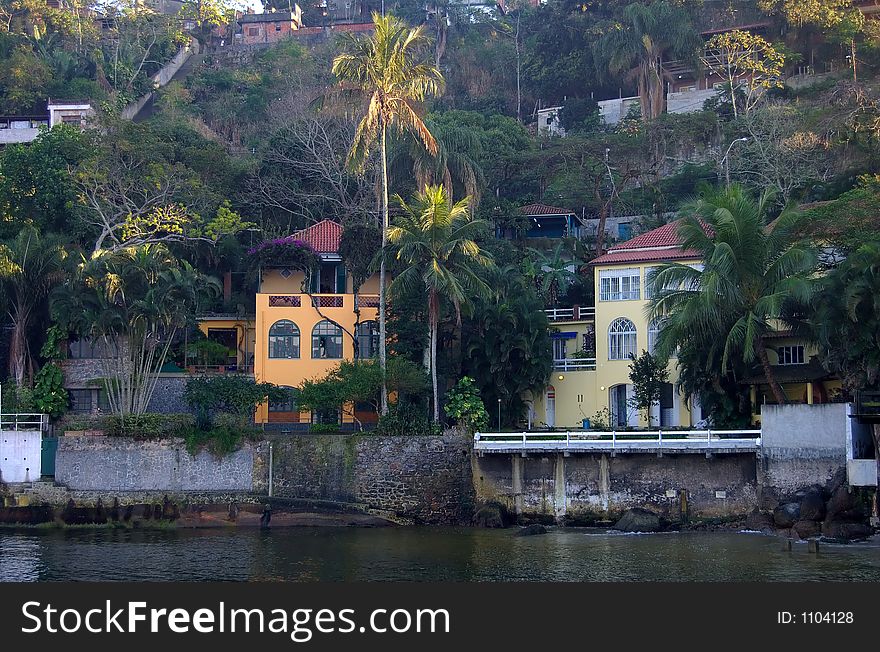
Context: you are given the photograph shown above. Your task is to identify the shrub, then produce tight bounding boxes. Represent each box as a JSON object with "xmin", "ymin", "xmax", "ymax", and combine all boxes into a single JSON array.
[
  {"xmin": 184, "ymin": 375, "xmax": 284, "ymax": 429},
  {"xmin": 33, "ymin": 363, "xmax": 68, "ymax": 418},
  {"xmin": 444, "ymin": 376, "xmax": 489, "ymax": 431},
  {"xmin": 376, "ymin": 402, "xmax": 441, "ymax": 437},
  {"xmin": 105, "ymin": 413, "xmax": 195, "ymax": 438}
]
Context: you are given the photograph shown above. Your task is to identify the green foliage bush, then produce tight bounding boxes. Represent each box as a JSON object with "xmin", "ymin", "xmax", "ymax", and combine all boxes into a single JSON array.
[
  {"xmin": 105, "ymin": 413, "xmax": 195, "ymax": 439},
  {"xmin": 184, "ymin": 375, "xmax": 284, "ymax": 429},
  {"xmin": 444, "ymin": 376, "xmax": 489, "ymax": 431},
  {"xmin": 375, "ymin": 403, "xmax": 441, "ymax": 437},
  {"xmin": 33, "ymin": 363, "xmax": 68, "ymax": 418},
  {"xmin": 1, "ymin": 382, "xmax": 35, "ymax": 413}
]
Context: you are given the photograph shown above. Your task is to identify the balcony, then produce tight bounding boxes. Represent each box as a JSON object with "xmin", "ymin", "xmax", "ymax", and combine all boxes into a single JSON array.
[
  {"xmin": 552, "ymin": 357, "xmax": 596, "ymax": 371},
  {"xmin": 544, "ymin": 306, "xmax": 595, "ymax": 323},
  {"xmin": 266, "ymin": 293, "xmax": 380, "ymax": 308}
]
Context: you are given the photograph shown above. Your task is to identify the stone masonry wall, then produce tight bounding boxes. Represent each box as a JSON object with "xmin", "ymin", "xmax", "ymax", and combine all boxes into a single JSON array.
[{"xmin": 269, "ymin": 430, "xmax": 475, "ymax": 525}]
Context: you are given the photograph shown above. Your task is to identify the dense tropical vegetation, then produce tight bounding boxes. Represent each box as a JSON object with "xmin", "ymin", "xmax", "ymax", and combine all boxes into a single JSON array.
[{"xmin": 0, "ymin": 0, "xmax": 878, "ymax": 439}]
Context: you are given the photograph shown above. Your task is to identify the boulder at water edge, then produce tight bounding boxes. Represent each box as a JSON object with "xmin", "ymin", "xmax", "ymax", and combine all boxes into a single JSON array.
[
  {"xmin": 798, "ymin": 489, "xmax": 826, "ymax": 522},
  {"xmin": 514, "ymin": 524, "xmax": 548, "ymax": 537},
  {"xmin": 613, "ymin": 508, "xmax": 662, "ymax": 532},
  {"xmin": 773, "ymin": 502, "xmax": 800, "ymax": 529}
]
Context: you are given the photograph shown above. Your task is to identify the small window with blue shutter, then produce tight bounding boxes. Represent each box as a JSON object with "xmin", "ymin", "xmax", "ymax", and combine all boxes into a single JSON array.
[{"xmin": 336, "ymin": 264, "xmax": 347, "ymax": 293}]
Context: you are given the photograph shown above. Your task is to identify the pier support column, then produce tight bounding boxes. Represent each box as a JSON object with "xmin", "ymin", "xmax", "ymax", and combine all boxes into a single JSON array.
[
  {"xmin": 554, "ymin": 453, "xmax": 567, "ymax": 523},
  {"xmin": 598, "ymin": 454, "xmax": 610, "ymax": 514},
  {"xmin": 511, "ymin": 455, "xmax": 524, "ymax": 517}
]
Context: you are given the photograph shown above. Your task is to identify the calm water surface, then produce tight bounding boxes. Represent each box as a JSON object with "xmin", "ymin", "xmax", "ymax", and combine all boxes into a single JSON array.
[{"xmin": 1, "ymin": 527, "xmax": 879, "ymax": 582}]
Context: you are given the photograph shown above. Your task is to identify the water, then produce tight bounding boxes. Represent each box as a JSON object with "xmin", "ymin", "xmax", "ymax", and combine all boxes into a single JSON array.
[{"xmin": 1, "ymin": 527, "xmax": 879, "ymax": 582}]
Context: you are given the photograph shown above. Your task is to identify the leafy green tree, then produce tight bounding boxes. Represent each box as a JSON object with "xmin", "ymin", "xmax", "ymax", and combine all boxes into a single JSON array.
[
  {"xmin": 0, "ymin": 227, "xmax": 69, "ymax": 386},
  {"xmin": 649, "ymin": 186, "xmax": 817, "ymax": 405},
  {"xmin": 52, "ymin": 245, "xmax": 220, "ymax": 421},
  {"xmin": 701, "ymin": 30, "xmax": 785, "ymax": 117},
  {"xmin": 528, "ymin": 241, "xmax": 584, "ymax": 307},
  {"xmin": 332, "ymin": 12, "xmax": 444, "ymax": 416},
  {"xmin": 594, "ymin": 1, "xmax": 701, "ymax": 121},
  {"xmin": 627, "ymin": 350, "xmax": 669, "ymax": 426},
  {"xmin": 184, "ymin": 375, "xmax": 285, "ymax": 429},
  {"xmin": 812, "ymin": 241, "xmax": 880, "ymax": 392},
  {"xmin": 461, "ymin": 262, "xmax": 551, "ymax": 427},
  {"xmin": 444, "ymin": 376, "xmax": 488, "ymax": 431},
  {"xmin": 297, "ymin": 358, "xmax": 429, "ymax": 429},
  {"xmin": 0, "ymin": 125, "xmax": 94, "ymax": 239},
  {"xmin": 388, "ymin": 185, "xmax": 494, "ymax": 422}
]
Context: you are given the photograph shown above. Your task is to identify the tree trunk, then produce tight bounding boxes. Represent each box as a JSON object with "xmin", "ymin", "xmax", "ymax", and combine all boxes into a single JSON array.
[
  {"xmin": 755, "ymin": 336, "xmax": 787, "ymax": 405},
  {"xmin": 429, "ymin": 290, "xmax": 439, "ymax": 423},
  {"xmin": 515, "ymin": 12, "xmax": 522, "ymax": 124},
  {"xmin": 378, "ymin": 124, "xmax": 389, "ymax": 415},
  {"xmin": 851, "ymin": 38, "xmax": 857, "ymax": 83}
]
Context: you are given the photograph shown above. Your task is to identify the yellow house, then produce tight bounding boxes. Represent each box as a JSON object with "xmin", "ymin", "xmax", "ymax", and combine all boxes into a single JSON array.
[
  {"xmin": 251, "ymin": 220, "xmax": 380, "ymax": 428},
  {"xmin": 531, "ymin": 222, "xmax": 702, "ymax": 429},
  {"xmin": 530, "ymin": 221, "xmax": 840, "ymax": 430}
]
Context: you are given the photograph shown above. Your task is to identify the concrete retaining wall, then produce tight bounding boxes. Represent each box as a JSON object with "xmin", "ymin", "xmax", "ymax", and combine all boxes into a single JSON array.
[
  {"xmin": 121, "ymin": 39, "xmax": 198, "ymax": 120},
  {"xmin": 55, "ymin": 436, "xmax": 260, "ymax": 492},
  {"xmin": 759, "ymin": 403, "xmax": 848, "ymax": 494},
  {"xmin": 474, "ymin": 452, "xmax": 757, "ymax": 521},
  {"xmin": 0, "ymin": 430, "xmax": 41, "ymax": 483}
]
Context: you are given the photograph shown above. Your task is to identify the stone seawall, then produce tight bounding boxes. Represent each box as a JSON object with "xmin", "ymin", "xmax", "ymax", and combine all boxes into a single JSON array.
[
  {"xmin": 474, "ymin": 452, "xmax": 759, "ymax": 522},
  {"xmin": 268, "ymin": 430, "xmax": 475, "ymax": 525}
]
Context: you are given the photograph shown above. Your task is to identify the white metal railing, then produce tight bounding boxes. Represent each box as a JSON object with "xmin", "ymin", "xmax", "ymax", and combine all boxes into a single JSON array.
[
  {"xmin": 552, "ymin": 357, "xmax": 596, "ymax": 371},
  {"xmin": 0, "ymin": 413, "xmax": 49, "ymax": 432},
  {"xmin": 474, "ymin": 429, "xmax": 761, "ymax": 453},
  {"xmin": 544, "ymin": 306, "xmax": 596, "ymax": 322}
]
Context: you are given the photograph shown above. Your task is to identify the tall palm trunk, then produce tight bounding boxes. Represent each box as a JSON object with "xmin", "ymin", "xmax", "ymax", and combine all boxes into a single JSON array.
[
  {"xmin": 429, "ymin": 289, "xmax": 439, "ymax": 423},
  {"xmin": 9, "ymin": 305, "xmax": 32, "ymax": 386},
  {"xmin": 378, "ymin": 122, "xmax": 389, "ymax": 415},
  {"xmin": 755, "ymin": 336, "xmax": 787, "ymax": 405}
]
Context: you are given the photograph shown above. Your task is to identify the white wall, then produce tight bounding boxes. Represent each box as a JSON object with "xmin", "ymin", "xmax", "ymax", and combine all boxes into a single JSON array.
[{"xmin": 0, "ymin": 430, "xmax": 42, "ymax": 483}]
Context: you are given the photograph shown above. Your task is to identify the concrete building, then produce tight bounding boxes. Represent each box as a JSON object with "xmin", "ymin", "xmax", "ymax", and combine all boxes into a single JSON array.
[
  {"xmin": 500, "ymin": 203, "xmax": 584, "ymax": 239},
  {"xmin": 0, "ymin": 100, "xmax": 93, "ymax": 145},
  {"xmin": 536, "ymin": 106, "xmax": 565, "ymax": 137}
]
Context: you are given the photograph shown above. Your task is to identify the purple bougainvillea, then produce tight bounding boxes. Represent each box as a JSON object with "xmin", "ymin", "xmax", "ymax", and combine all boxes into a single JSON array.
[{"xmin": 247, "ymin": 237, "xmax": 314, "ymax": 255}]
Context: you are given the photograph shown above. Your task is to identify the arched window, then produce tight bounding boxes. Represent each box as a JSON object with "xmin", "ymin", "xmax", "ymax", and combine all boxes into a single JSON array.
[
  {"xmin": 312, "ymin": 320, "xmax": 343, "ymax": 359},
  {"xmin": 268, "ymin": 320, "xmax": 300, "ymax": 359},
  {"xmin": 608, "ymin": 317, "xmax": 637, "ymax": 360},
  {"xmin": 355, "ymin": 320, "xmax": 379, "ymax": 359},
  {"xmin": 648, "ymin": 319, "xmax": 661, "ymax": 355}
]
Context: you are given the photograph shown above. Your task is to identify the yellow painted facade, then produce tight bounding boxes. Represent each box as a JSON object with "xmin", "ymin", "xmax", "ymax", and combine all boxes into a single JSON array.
[
  {"xmin": 531, "ymin": 259, "xmax": 701, "ymax": 430},
  {"xmin": 252, "ymin": 267, "xmax": 380, "ymax": 424}
]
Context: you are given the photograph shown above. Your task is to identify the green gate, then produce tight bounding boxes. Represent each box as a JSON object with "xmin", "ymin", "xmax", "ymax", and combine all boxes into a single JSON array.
[{"xmin": 41, "ymin": 436, "xmax": 58, "ymax": 477}]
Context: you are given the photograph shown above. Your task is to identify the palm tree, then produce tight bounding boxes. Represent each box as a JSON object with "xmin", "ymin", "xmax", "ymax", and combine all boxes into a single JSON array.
[
  {"xmin": 594, "ymin": 1, "xmax": 701, "ymax": 121},
  {"xmin": 648, "ymin": 185, "xmax": 817, "ymax": 405},
  {"xmin": 52, "ymin": 245, "xmax": 220, "ymax": 419},
  {"xmin": 528, "ymin": 241, "xmax": 584, "ymax": 307},
  {"xmin": 332, "ymin": 12, "xmax": 444, "ymax": 416},
  {"xmin": 388, "ymin": 116, "xmax": 485, "ymax": 208},
  {"xmin": 0, "ymin": 227, "xmax": 69, "ymax": 386},
  {"xmin": 388, "ymin": 185, "xmax": 494, "ymax": 422}
]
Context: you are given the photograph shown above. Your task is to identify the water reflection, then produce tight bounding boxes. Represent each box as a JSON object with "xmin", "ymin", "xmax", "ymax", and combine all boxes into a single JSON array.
[{"xmin": 0, "ymin": 528, "xmax": 878, "ymax": 582}]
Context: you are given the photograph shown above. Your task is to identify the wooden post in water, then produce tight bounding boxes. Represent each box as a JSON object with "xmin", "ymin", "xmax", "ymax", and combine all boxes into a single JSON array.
[
  {"xmin": 808, "ymin": 540, "xmax": 820, "ymax": 554},
  {"xmin": 679, "ymin": 489, "xmax": 689, "ymax": 524}
]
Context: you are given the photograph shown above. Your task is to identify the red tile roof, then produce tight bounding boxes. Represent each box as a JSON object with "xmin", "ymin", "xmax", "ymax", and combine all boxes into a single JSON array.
[
  {"xmin": 291, "ymin": 219, "xmax": 343, "ymax": 254},
  {"xmin": 608, "ymin": 221, "xmax": 684, "ymax": 250},
  {"xmin": 590, "ymin": 219, "xmax": 707, "ymax": 266},
  {"xmin": 520, "ymin": 203, "xmax": 575, "ymax": 216}
]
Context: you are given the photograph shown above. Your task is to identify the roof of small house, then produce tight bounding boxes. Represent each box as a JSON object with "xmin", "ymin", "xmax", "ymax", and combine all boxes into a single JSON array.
[
  {"xmin": 291, "ymin": 220, "xmax": 343, "ymax": 254},
  {"xmin": 239, "ymin": 11, "xmax": 297, "ymax": 23},
  {"xmin": 520, "ymin": 203, "xmax": 576, "ymax": 217},
  {"xmin": 589, "ymin": 220, "xmax": 707, "ymax": 266}
]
